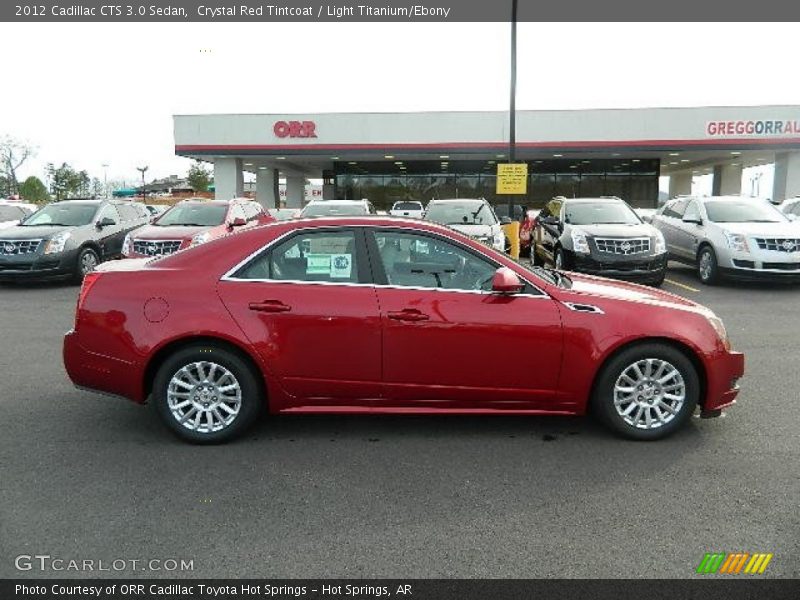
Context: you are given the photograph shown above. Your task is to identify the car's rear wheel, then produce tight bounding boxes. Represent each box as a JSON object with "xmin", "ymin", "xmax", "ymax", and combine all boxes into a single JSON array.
[
  {"xmin": 152, "ymin": 344, "xmax": 262, "ymax": 443},
  {"xmin": 592, "ymin": 343, "xmax": 699, "ymax": 440},
  {"xmin": 73, "ymin": 247, "xmax": 99, "ymax": 283},
  {"xmin": 697, "ymin": 246, "xmax": 719, "ymax": 285}
]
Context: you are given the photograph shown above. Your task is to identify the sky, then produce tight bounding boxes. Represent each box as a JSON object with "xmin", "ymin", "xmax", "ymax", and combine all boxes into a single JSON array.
[{"xmin": 2, "ymin": 22, "xmax": 800, "ymax": 188}]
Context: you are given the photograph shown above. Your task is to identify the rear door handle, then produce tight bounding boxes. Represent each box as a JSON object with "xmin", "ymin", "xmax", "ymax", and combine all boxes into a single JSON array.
[
  {"xmin": 387, "ymin": 309, "xmax": 429, "ymax": 322},
  {"xmin": 249, "ymin": 300, "xmax": 291, "ymax": 313}
]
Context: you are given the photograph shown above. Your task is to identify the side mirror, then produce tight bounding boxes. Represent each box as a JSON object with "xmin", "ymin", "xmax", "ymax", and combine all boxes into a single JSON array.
[
  {"xmin": 97, "ymin": 217, "xmax": 116, "ymax": 228},
  {"xmin": 500, "ymin": 216, "xmax": 513, "ymax": 225},
  {"xmin": 228, "ymin": 217, "xmax": 247, "ymax": 229},
  {"xmin": 491, "ymin": 267, "xmax": 524, "ymax": 294}
]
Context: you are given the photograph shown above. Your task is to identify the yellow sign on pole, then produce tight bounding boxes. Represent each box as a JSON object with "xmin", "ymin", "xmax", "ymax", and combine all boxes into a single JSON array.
[{"xmin": 496, "ymin": 163, "xmax": 528, "ymax": 195}]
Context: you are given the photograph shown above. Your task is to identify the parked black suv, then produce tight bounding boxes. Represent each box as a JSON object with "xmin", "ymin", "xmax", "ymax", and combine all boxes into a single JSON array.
[
  {"xmin": 531, "ymin": 196, "xmax": 668, "ymax": 286},
  {"xmin": 0, "ymin": 199, "xmax": 150, "ymax": 282}
]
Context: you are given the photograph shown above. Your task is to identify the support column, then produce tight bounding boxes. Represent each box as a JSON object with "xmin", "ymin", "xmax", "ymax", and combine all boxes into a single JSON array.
[
  {"xmin": 668, "ymin": 171, "xmax": 692, "ymax": 198},
  {"xmin": 773, "ymin": 152, "xmax": 800, "ymax": 202},
  {"xmin": 213, "ymin": 158, "xmax": 244, "ymax": 200},
  {"xmin": 256, "ymin": 168, "xmax": 279, "ymax": 209},
  {"xmin": 322, "ymin": 169, "xmax": 336, "ymax": 200},
  {"xmin": 712, "ymin": 164, "xmax": 743, "ymax": 196},
  {"xmin": 285, "ymin": 176, "xmax": 305, "ymax": 209}
]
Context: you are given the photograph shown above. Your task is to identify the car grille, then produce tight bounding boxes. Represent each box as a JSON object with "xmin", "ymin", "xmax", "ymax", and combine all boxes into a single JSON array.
[
  {"xmin": 594, "ymin": 237, "xmax": 650, "ymax": 255},
  {"xmin": 762, "ymin": 262, "xmax": 800, "ymax": 271},
  {"xmin": 753, "ymin": 237, "xmax": 800, "ymax": 253},
  {"xmin": 132, "ymin": 239, "xmax": 183, "ymax": 257},
  {"xmin": 0, "ymin": 239, "xmax": 43, "ymax": 255}
]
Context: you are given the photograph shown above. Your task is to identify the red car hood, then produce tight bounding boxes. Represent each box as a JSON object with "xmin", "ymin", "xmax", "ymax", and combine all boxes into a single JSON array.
[
  {"xmin": 131, "ymin": 225, "xmax": 212, "ymax": 240},
  {"xmin": 554, "ymin": 271, "xmax": 706, "ymax": 313}
]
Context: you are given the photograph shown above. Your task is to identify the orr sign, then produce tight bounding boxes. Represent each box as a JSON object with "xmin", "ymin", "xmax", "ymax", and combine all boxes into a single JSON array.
[
  {"xmin": 706, "ymin": 119, "xmax": 800, "ymax": 137},
  {"xmin": 273, "ymin": 120, "xmax": 317, "ymax": 139}
]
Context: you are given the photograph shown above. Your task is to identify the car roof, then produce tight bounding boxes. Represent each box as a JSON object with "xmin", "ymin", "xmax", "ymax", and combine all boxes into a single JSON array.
[
  {"xmin": 562, "ymin": 197, "xmax": 624, "ymax": 204},
  {"xmin": 284, "ymin": 215, "xmax": 454, "ymax": 232},
  {"xmin": 306, "ymin": 199, "xmax": 367, "ymax": 205}
]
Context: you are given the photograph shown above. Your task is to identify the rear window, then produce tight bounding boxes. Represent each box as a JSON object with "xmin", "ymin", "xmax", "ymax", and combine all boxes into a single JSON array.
[
  {"xmin": 424, "ymin": 202, "xmax": 498, "ymax": 226},
  {"xmin": 392, "ymin": 202, "xmax": 422, "ymax": 211}
]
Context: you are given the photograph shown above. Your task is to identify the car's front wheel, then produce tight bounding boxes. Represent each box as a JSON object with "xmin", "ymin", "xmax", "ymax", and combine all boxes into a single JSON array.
[
  {"xmin": 592, "ymin": 343, "xmax": 699, "ymax": 440},
  {"xmin": 697, "ymin": 246, "xmax": 719, "ymax": 285},
  {"xmin": 152, "ymin": 344, "xmax": 262, "ymax": 443},
  {"xmin": 73, "ymin": 247, "xmax": 99, "ymax": 283},
  {"xmin": 554, "ymin": 247, "xmax": 568, "ymax": 270}
]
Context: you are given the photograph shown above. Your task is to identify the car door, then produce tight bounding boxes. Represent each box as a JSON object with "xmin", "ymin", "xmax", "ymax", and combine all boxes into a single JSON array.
[
  {"xmin": 216, "ymin": 227, "xmax": 382, "ymax": 406},
  {"xmin": 94, "ymin": 204, "xmax": 126, "ymax": 256},
  {"xmin": 672, "ymin": 200, "xmax": 703, "ymax": 260},
  {"xmin": 366, "ymin": 228, "xmax": 564, "ymax": 408}
]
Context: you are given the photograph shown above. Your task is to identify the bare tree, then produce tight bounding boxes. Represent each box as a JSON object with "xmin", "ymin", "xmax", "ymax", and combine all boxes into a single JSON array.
[{"xmin": 0, "ymin": 136, "xmax": 36, "ymax": 195}]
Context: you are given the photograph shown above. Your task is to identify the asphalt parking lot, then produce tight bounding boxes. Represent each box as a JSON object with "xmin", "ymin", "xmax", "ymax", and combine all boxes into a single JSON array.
[{"xmin": 0, "ymin": 264, "xmax": 798, "ymax": 579}]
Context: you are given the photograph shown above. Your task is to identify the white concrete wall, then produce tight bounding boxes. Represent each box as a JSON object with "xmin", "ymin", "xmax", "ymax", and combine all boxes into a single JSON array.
[
  {"xmin": 773, "ymin": 152, "xmax": 800, "ymax": 201},
  {"xmin": 713, "ymin": 164, "xmax": 743, "ymax": 195},
  {"xmin": 256, "ymin": 168, "xmax": 278, "ymax": 209},
  {"xmin": 285, "ymin": 176, "xmax": 305, "ymax": 209},
  {"xmin": 214, "ymin": 158, "xmax": 243, "ymax": 200},
  {"xmin": 668, "ymin": 172, "xmax": 692, "ymax": 197}
]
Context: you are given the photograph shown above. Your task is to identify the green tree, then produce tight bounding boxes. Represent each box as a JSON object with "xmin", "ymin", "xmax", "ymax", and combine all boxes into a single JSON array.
[
  {"xmin": 0, "ymin": 136, "xmax": 35, "ymax": 195},
  {"xmin": 18, "ymin": 175, "xmax": 49, "ymax": 202},
  {"xmin": 48, "ymin": 162, "xmax": 83, "ymax": 200},
  {"xmin": 187, "ymin": 161, "xmax": 211, "ymax": 193}
]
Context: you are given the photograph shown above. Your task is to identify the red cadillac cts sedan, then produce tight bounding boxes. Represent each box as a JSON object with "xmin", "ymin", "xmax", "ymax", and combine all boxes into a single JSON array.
[{"xmin": 64, "ymin": 217, "xmax": 744, "ymax": 443}]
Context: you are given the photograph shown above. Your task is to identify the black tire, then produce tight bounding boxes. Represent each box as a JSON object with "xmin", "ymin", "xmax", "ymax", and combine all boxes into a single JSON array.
[
  {"xmin": 554, "ymin": 247, "xmax": 568, "ymax": 270},
  {"xmin": 152, "ymin": 344, "xmax": 263, "ymax": 444},
  {"xmin": 504, "ymin": 236, "xmax": 512, "ymax": 255},
  {"xmin": 649, "ymin": 271, "xmax": 666, "ymax": 287},
  {"xmin": 697, "ymin": 245, "xmax": 719, "ymax": 285},
  {"xmin": 73, "ymin": 247, "xmax": 100, "ymax": 283},
  {"xmin": 591, "ymin": 342, "xmax": 699, "ymax": 441}
]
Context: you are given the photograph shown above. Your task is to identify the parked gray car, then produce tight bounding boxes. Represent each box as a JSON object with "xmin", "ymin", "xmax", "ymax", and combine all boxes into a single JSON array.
[
  {"xmin": 0, "ymin": 199, "xmax": 150, "ymax": 282},
  {"xmin": 652, "ymin": 195, "xmax": 800, "ymax": 284}
]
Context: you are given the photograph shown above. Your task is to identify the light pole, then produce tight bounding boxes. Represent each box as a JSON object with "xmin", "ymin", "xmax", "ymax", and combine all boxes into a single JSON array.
[
  {"xmin": 507, "ymin": 0, "xmax": 518, "ymax": 222},
  {"xmin": 102, "ymin": 163, "xmax": 109, "ymax": 197},
  {"xmin": 136, "ymin": 165, "xmax": 148, "ymax": 202}
]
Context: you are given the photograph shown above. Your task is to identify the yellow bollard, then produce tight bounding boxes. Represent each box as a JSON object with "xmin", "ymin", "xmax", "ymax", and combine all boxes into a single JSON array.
[{"xmin": 501, "ymin": 221, "xmax": 521, "ymax": 259}]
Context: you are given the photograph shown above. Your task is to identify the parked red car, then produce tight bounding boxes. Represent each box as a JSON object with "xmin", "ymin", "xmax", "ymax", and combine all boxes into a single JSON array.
[
  {"xmin": 122, "ymin": 198, "xmax": 273, "ymax": 258},
  {"xmin": 64, "ymin": 217, "xmax": 744, "ymax": 443}
]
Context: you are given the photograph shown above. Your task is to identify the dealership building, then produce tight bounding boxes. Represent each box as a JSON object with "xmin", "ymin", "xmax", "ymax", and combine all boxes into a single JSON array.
[{"xmin": 173, "ymin": 105, "xmax": 800, "ymax": 209}]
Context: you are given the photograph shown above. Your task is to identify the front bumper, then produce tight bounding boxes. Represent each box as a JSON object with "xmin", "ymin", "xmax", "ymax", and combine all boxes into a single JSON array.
[
  {"xmin": 0, "ymin": 248, "xmax": 79, "ymax": 280},
  {"xmin": 572, "ymin": 252, "xmax": 667, "ymax": 283},
  {"xmin": 702, "ymin": 349, "xmax": 745, "ymax": 412},
  {"xmin": 63, "ymin": 329, "xmax": 144, "ymax": 403}
]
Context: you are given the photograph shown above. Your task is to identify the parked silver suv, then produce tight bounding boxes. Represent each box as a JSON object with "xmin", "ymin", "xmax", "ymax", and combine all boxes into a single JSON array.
[{"xmin": 652, "ymin": 195, "xmax": 800, "ymax": 284}]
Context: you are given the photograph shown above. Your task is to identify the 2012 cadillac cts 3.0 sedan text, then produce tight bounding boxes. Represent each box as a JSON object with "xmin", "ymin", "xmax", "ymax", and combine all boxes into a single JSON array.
[{"xmin": 63, "ymin": 217, "xmax": 744, "ymax": 443}]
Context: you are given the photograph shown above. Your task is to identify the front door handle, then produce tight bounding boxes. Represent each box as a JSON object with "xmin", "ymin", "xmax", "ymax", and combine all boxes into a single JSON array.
[
  {"xmin": 249, "ymin": 300, "xmax": 291, "ymax": 313},
  {"xmin": 387, "ymin": 309, "xmax": 429, "ymax": 322}
]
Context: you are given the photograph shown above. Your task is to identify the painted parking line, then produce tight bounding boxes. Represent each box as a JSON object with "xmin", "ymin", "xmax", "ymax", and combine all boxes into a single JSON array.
[{"xmin": 664, "ymin": 278, "xmax": 700, "ymax": 293}]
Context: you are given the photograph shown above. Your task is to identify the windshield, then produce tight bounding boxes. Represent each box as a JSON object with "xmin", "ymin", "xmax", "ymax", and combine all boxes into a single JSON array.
[
  {"xmin": 21, "ymin": 203, "xmax": 97, "ymax": 227},
  {"xmin": 155, "ymin": 204, "xmax": 227, "ymax": 226},
  {"xmin": 425, "ymin": 202, "xmax": 498, "ymax": 226},
  {"xmin": 564, "ymin": 202, "xmax": 641, "ymax": 225},
  {"xmin": 392, "ymin": 202, "xmax": 422, "ymax": 211},
  {"xmin": 301, "ymin": 203, "xmax": 368, "ymax": 217},
  {"xmin": 705, "ymin": 200, "xmax": 786, "ymax": 223}
]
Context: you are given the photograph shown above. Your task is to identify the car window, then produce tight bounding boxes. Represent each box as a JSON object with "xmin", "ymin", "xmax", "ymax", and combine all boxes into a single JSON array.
[
  {"xmin": 117, "ymin": 204, "xmax": 139, "ymax": 222},
  {"xmin": 373, "ymin": 230, "xmax": 497, "ymax": 292},
  {"xmin": 704, "ymin": 200, "xmax": 786, "ymax": 223},
  {"xmin": 663, "ymin": 199, "xmax": 688, "ymax": 218},
  {"xmin": 136, "ymin": 205, "xmax": 150, "ymax": 218},
  {"xmin": 22, "ymin": 203, "xmax": 98, "ymax": 227},
  {"xmin": 392, "ymin": 202, "xmax": 422, "ymax": 211},
  {"xmin": 424, "ymin": 202, "xmax": 498, "ymax": 226},
  {"xmin": 301, "ymin": 203, "xmax": 368, "ymax": 217},
  {"xmin": 97, "ymin": 204, "xmax": 120, "ymax": 224},
  {"xmin": 790, "ymin": 203, "xmax": 800, "ymax": 216},
  {"xmin": 235, "ymin": 230, "xmax": 361, "ymax": 284},
  {"xmin": 682, "ymin": 201, "xmax": 700, "ymax": 222},
  {"xmin": 0, "ymin": 206, "xmax": 24, "ymax": 221},
  {"xmin": 156, "ymin": 204, "xmax": 227, "ymax": 227},
  {"xmin": 564, "ymin": 202, "xmax": 640, "ymax": 225},
  {"xmin": 228, "ymin": 204, "xmax": 247, "ymax": 222},
  {"xmin": 246, "ymin": 203, "xmax": 264, "ymax": 220}
]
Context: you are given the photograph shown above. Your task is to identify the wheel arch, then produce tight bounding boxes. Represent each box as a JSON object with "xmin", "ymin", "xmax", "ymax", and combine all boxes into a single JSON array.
[
  {"xmin": 142, "ymin": 335, "xmax": 268, "ymax": 408},
  {"xmin": 588, "ymin": 336, "xmax": 708, "ymax": 409},
  {"xmin": 695, "ymin": 240, "xmax": 715, "ymax": 261}
]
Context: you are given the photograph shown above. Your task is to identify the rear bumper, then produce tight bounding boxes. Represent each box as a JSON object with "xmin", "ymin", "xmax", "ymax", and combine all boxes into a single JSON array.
[
  {"xmin": 63, "ymin": 329, "xmax": 145, "ymax": 403},
  {"xmin": 702, "ymin": 350, "xmax": 745, "ymax": 412}
]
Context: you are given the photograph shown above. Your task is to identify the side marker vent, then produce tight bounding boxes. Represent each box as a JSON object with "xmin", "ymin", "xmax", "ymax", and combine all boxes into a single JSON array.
[{"xmin": 562, "ymin": 302, "xmax": 604, "ymax": 314}]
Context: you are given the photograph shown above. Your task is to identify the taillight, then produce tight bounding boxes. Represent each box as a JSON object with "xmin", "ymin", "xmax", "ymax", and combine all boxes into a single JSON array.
[{"xmin": 76, "ymin": 272, "xmax": 102, "ymax": 322}]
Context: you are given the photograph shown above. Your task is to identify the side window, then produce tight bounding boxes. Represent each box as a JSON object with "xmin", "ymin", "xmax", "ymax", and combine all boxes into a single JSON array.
[
  {"xmin": 682, "ymin": 201, "xmax": 700, "ymax": 221},
  {"xmin": 373, "ymin": 230, "xmax": 497, "ymax": 292},
  {"xmin": 235, "ymin": 229, "xmax": 361, "ymax": 283},
  {"xmin": 246, "ymin": 203, "xmax": 263, "ymax": 220},
  {"xmin": 136, "ymin": 204, "xmax": 150, "ymax": 219},
  {"xmin": 117, "ymin": 204, "xmax": 138, "ymax": 222},
  {"xmin": 97, "ymin": 204, "xmax": 120, "ymax": 224},
  {"xmin": 229, "ymin": 204, "xmax": 247, "ymax": 222}
]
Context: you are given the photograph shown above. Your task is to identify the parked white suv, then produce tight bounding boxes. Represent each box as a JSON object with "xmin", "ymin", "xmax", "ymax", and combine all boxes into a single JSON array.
[
  {"xmin": 389, "ymin": 201, "xmax": 424, "ymax": 219},
  {"xmin": 423, "ymin": 198, "xmax": 507, "ymax": 252},
  {"xmin": 299, "ymin": 199, "xmax": 377, "ymax": 218},
  {"xmin": 652, "ymin": 195, "xmax": 800, "ymax": 284}
]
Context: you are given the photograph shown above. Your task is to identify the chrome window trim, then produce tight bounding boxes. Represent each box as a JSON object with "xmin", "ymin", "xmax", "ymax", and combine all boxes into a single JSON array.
[{"xmin": 219, "ymin": 224, "xmax": 551, "ymax": 299}]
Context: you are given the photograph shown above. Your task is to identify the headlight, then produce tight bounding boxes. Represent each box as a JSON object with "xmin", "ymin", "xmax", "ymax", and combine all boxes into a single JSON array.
[
  {"xmin": 707, "ymin": 313, "xmax": 731, "ymax": 351},
  {"xmin": 493, "ymin": 228, "xmax": 504, "ymax": 248},
  {"xmin": 654, "ymin": 230, "xmax": 666, "ymax": 254},
  {"xmin": 121, "ymin": 234, "xmax": 132, "ymax": 255},
  {"xmin": 190, "ymin": 232, "xmax": 212, "ymax": 247},
  {"xmin": 571, "ymin": 229, "xmax": 590, "ymax": 254},
  {"xmin": 725, "ymin": 232, "xmax": 749, "ymax": 253},
  {"xmin": 43, "ymin": 231, "xmax": 71, "ymax": 254}
]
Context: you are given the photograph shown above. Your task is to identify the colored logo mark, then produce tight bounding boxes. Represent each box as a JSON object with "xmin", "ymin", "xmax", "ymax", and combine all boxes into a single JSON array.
[{"xmin": 696, "ymin": 552, "xmax": 773, "ymax": 574}]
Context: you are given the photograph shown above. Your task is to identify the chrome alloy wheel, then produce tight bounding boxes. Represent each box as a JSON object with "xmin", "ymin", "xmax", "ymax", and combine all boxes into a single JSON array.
[
  {"xmin": 167, "ymin": 361, "xmax": 242, "ymax": 433},
  {"xmin": 80, "ymin": 251, "xmax": 98, "ymax": 275},
  {"xmin": 698, "ymin": 251, "xmax": 713, "ymax": 281},
  {"xmin": 613, "ymin": 358, "xmax": 686, "ymax": 429}
]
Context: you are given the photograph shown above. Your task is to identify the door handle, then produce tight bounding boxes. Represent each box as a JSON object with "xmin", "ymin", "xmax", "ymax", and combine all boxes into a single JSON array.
[
  {"xmin": 248, "ymin": 300, "xmax": 291, "ymax": 313},
  {"xmin": 387, "ymin": 309, "xmax": 429, "ymax": 322}
]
